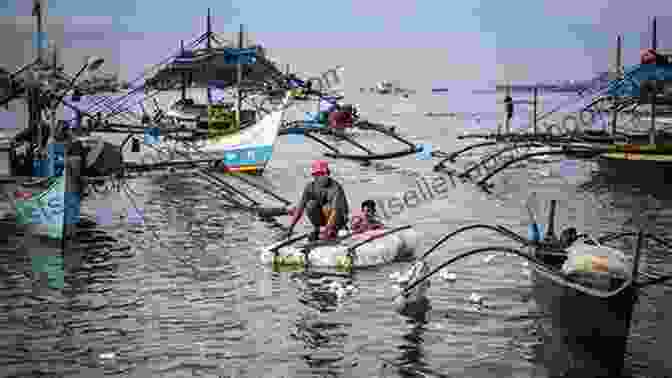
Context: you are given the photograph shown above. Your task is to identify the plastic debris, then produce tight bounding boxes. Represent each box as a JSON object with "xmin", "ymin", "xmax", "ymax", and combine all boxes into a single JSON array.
[
  {"xmin": 440, "ymin": 269, "xmax": 457, "ymax": 282},
  {"xmin": 99, "ymin": 352, "xmax": 116, "ymax": 359},
  {"xmin": 469, "ymin": 293, "xmax": 484, "ymax": 304}
]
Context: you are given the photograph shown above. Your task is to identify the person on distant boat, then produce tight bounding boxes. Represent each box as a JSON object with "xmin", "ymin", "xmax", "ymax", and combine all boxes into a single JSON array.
[
  {"xmin": 350, "ymin": 199, "xmax": 384, "ymax": 233},
  {"xmin": 285, "ymin": 160, "xmax": 350, "ymax": 241},
  {"xmin": 328, "ymin": 104, "xmax": 353, "ymax": 137}
]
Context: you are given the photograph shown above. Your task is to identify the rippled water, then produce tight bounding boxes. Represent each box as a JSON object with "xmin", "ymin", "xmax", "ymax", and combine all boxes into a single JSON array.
[{"xmin": 2, "ymin": 93, "xmax": 672, "ymax": 377}]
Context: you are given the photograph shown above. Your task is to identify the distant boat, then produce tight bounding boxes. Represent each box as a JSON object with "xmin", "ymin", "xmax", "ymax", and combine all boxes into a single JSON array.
[{"xmin": 376, "ymin": 81, "xmax": 393, "ymax": 94}]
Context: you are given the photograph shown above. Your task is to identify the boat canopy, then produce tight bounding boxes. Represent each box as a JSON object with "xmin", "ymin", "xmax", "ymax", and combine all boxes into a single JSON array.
[
  {"xmin": 606, "ymin": 63, "xmax": 672, "ymax": 98},
  {"xmin": 146, "ymin": 46, "xmax": 285, "ymax": 90}
]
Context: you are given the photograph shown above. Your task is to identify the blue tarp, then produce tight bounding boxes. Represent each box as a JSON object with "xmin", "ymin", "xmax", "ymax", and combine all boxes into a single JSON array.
[
  {"xmin": 606, "ymin": 63, "xmax": 672, "ymax": 97},
  {"xmin": 173, "ymin": 47, "xmax": 257, "ymax": 66}
]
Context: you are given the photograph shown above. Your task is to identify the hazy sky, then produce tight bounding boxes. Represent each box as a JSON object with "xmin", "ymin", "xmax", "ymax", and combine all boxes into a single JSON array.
[{"xmin": 1, "ymin": 1, "xmax": 672, "ymax": 91}]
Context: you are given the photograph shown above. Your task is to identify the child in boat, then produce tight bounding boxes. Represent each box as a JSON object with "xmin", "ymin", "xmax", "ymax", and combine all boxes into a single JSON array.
[{"xmin": 351, "ymin": 199, "xmax": 384, "ymax": 233}]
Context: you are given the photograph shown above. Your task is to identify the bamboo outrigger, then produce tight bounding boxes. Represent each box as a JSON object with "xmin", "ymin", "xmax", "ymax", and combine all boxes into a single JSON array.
[
  {"xmin": 396, "ymin": 198, "xmax": 672, "ymax": 377},
  {"xmin": 431, "ymin": 17, "xmax": 672, "ymax": 191}
]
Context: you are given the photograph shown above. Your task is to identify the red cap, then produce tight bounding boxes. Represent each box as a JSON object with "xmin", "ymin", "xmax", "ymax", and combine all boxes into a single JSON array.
[{"xmin": 311, "ymin": 160, "xmax": 329, "ymax": 176}]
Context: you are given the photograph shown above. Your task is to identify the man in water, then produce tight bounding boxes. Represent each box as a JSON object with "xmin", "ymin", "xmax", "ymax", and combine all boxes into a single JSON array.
[
  {"xmin": 286, "ymin": 160, "xmax": 349, "ymax": 241},
  {"xmin": 350, "ymin": 199, "xmax": 384, "ymax": 233}
]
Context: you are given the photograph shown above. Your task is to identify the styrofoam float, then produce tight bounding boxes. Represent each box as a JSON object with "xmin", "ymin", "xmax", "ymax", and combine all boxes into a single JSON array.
[{"xmin": 260, "ymin": 226, "xmax": 419, "ymax": 269}]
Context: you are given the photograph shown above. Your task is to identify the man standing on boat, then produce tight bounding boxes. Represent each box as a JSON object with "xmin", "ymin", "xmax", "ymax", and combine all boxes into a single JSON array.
[{"xmin": 285, "ymin": 160, "xmax": 349, "ymax": 241}]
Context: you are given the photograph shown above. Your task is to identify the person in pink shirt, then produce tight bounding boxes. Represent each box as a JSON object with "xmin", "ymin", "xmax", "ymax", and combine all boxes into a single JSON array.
[{"xmin": 350, "ymin": 199, "xmax": 384, "ymax": 234}]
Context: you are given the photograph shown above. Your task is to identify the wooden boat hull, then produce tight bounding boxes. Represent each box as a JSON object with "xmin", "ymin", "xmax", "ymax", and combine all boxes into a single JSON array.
[
  {"xmin": 13, "ymin": 175, "xmax": 70, "ymax": 240},
  {"xmin": 531, "ymin": 266, "xmax": 635, "ymax": 377},
  {"xmin": 142, "ymin": 93, "xmax": 289, "ymax": 174},
  {"xmin": 597, "ymin": 152, "xmax": 672, "ymax": 185}
]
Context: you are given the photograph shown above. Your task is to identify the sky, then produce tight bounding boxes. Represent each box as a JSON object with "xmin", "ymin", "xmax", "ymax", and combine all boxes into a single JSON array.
[{"xmin": 1, "ymin": 1, "xmax": 672, "ymax": 98}]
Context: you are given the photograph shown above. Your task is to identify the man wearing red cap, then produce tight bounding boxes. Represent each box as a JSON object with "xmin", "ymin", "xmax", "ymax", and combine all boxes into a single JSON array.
[{"xmin": 286, "ymin": 160, "xmax": 349, "ymax": 241}]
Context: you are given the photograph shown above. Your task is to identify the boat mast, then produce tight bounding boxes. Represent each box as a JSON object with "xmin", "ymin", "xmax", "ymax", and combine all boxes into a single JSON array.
[
  {"xmin": 29, "ymin": 0, "xmax": 45, "ymax": 167},
  {"xmin": 236, "ymin": 24, "xmax": 243, "ymax": 129},
  {"xmin": 616, "ymin": 35, "xmax": 622, "ymax": 78},
  {"xmin": 649, "ymin": 16, "xmax": 657, "ymax": 145},
  {"xmin": 610, "ymin": 35, "xmax": 622, "ymax": 136},
  {"xmin": 206, "ymin": 8, "xmax": 212, "ymax": 104},
  {"xmin": 180, "ymin": 40, "xmax": 186, "ymax": 101},
  {"xmin": 34, "ymin": 0, "xmax": 43, "ymax": 64}
]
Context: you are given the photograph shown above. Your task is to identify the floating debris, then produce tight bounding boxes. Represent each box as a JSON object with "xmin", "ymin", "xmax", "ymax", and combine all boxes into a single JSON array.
[
  {"xmin": 483, "ymin": 254, "xmax": 497, "ymax": 263},
  {"xmin": 468, "ymin": 293, "xmax": 484, "ymax": 305},
  {"xmin": 99, "ymin": 352, "xmax": 116, "ymax": 360},
  {"xmin": 440, "ymin": 269, "xmax": 457, "ymax": 282}
]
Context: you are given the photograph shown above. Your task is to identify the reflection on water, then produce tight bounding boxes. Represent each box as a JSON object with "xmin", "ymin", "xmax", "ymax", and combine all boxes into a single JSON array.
[
  {"xmin": 395, "ymin": 301, "xmax": 431, "ymax": 378},
  {"xmin": 289, "ymin": 271, "xmax": 357, "ymax": 377}
]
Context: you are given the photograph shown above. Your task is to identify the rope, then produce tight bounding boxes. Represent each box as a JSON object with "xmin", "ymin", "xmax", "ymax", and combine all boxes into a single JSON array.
[
  {"xmin": 397, "ymin": 246, "xmax": 634, "ymax": 300},
  {"xmin": 81, "ymin": 32, "xmax": 208, "ymax": 117},
  {"xmin": 419, "ymin": 224, "xmax": 530, "ymax": 261},
  {"xmin": 532, "ymin": 67, "xmax": 644, "ymax": 126}
]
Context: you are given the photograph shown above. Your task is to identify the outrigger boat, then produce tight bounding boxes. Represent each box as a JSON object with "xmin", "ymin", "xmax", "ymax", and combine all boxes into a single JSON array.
[
  {"xmin": 395, "ymin": 198, "xmax": 672, "ymax": 377},
  {"xmin": 0, "ymin": 17, "xmax": 123, "ymax": 245},
  {"xmin": 123, "ymin": 14, "xmax": 292, "ymax": 176},
  {"xmin": 260, "ymin": 225, "xmax": 419, "ymax": 269},
  {"xmin": 432, "ymin": 18, "xmax": 672, "ymax": 191}
]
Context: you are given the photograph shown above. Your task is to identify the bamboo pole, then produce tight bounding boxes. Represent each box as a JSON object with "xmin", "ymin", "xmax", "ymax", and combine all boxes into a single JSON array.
[
  {"xmin": 504, "ymin": 83, "xmax": 512, "ymax": 134},
  {"xmin": 649, "ymin": 17, "xmax": 657, "ymax": 145},
  {"xmin": 236, "ymin": 24, "xmax": 244, "ymax": 130},
  {"xmin": 181, "ymin": 40, "xmax": 186, "ymax": 101},
  {"xmin": 206, "ymin": 8, "xmax": 212, "ymax": 104},
  {"xmin": 533, "ymin": 87, "xmax": 538, "ymax": 135}
]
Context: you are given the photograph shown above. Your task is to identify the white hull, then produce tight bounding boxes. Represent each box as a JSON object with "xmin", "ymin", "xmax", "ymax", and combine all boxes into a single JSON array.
[
  {"xmin": 137, "ymin": 92, "xmax": 291, "ymax": 169},
  {"xmin": 260, "ymin": 228, "xmax": 419, "ymax": 268}
]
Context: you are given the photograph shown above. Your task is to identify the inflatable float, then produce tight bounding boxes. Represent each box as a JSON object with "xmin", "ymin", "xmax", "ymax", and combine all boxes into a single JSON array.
[{"xmin": 260, "ymin": 225, "xmax": 419, "ymax": 269}]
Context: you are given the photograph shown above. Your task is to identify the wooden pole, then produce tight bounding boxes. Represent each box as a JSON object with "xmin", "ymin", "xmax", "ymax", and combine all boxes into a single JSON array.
[
  {"xmin": 616, "ymin": 35, "xmax": 622, "ymax": 77},
  {"xmin": 206, "ymin": 8, "xmax": 212, "ymax": 104},
  {"xmin": 650, "ymin": 17, "xmax": 657, "ymax": 146},
  {"xmin": 180, "ymin": 40, "xmax": 186, "ymax": 101},
  {"xmin": 533, "ymin": 87, "xmax": 538, "ymax": 135},
  {"xmin": 34, "ymin": 0, "xmax": 43, "ymax": 64},
  {"xmin": 650, "ymin": 82, "xmax": 657, "ymax": 145},
  {"xmin": 505, "ymin": 83, "xmax": 512, "ymax": 134},
  {"xmin": 236, "ymin": 24, "xmax": 244, "ymax": 130},
  {"xmin": 61, "ymin": 140, "xmax": 83, "ymax": 252},
  {"xmin": 610, "ymin": 35, "xmax": 622, "ymax": 135},
  {"xmin": 543, "ymin": 199, "xmax": 557, "ymax": 242},
  {"xmin": 652, "ymin": 16, "xmax": 657, "ymax": 51}
]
